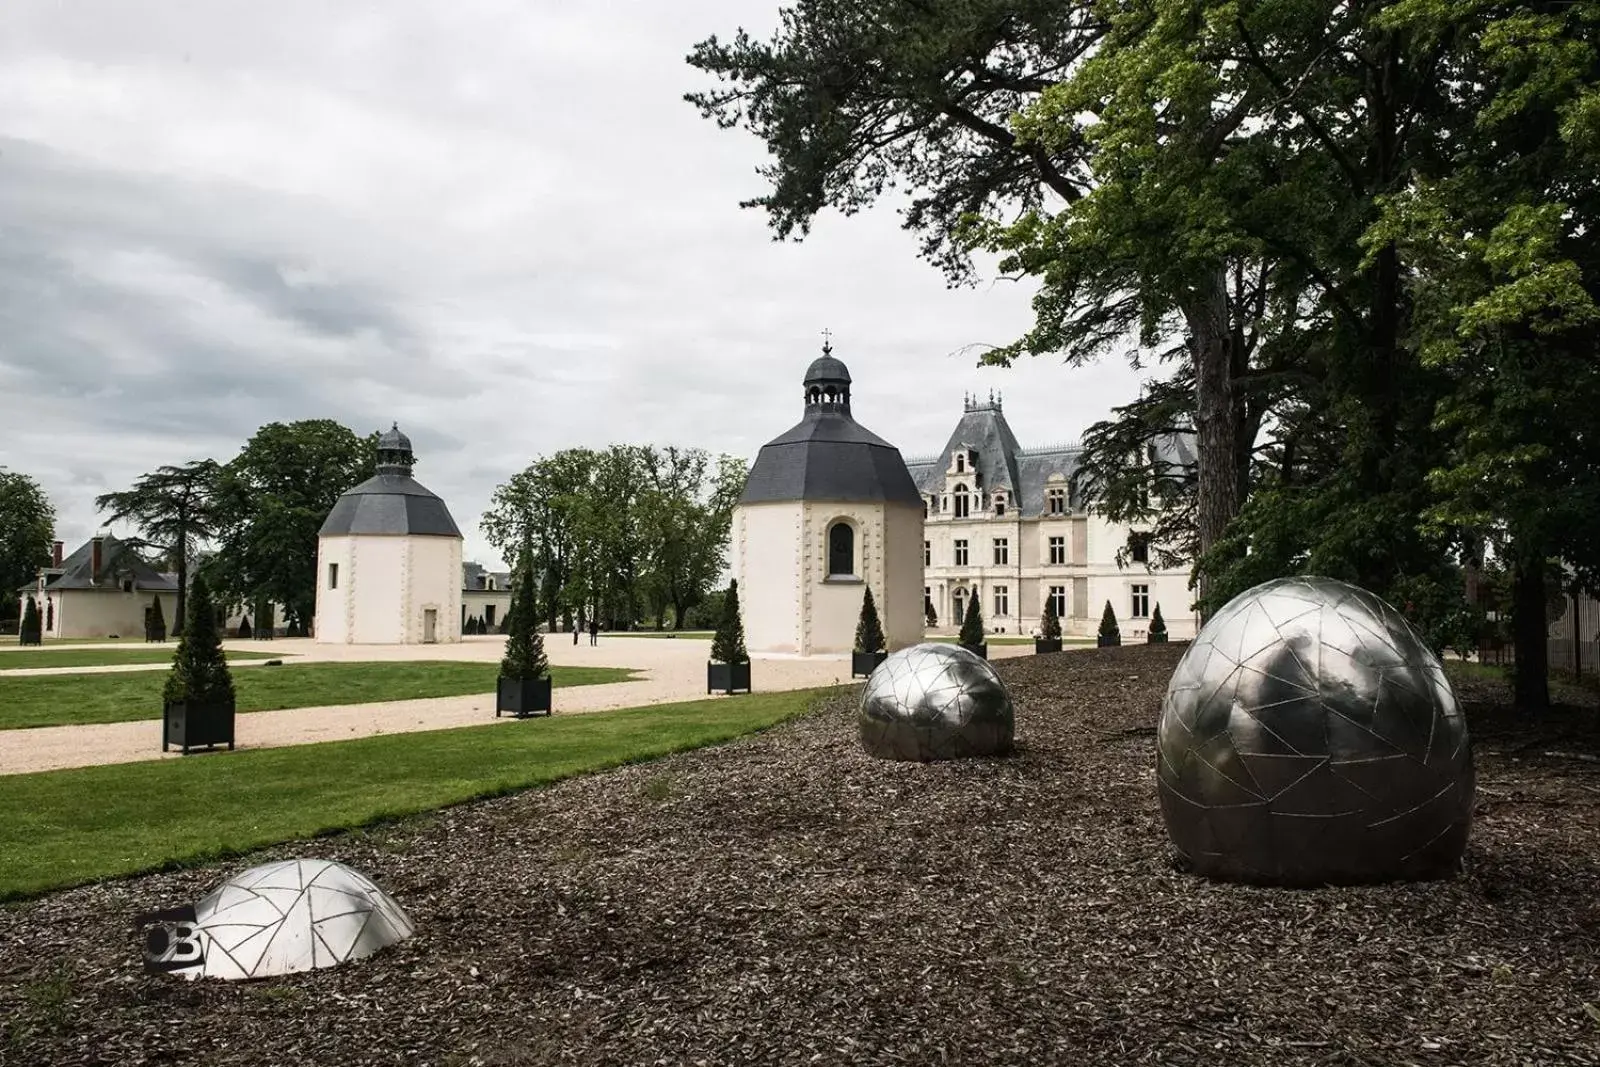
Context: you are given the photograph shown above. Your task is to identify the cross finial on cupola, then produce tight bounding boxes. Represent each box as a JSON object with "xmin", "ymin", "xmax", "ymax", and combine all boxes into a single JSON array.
[
  {"xmin": 821, "ymin": 327, "xmax": 833, "ymax": 355},
  {"xmin": 376, "ymin": 422, "xmax": 415, "ymax": 476}
]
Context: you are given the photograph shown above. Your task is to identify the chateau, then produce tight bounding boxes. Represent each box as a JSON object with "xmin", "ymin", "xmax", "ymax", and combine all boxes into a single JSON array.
[{"xmin": 907, "ymin": 393, "xmax": 1197, "ymax": 641}]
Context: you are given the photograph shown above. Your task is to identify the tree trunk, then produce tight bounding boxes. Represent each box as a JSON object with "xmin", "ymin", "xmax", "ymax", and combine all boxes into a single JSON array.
[
  {"xmin": 1187, "ymin": 268, "xmax": 1242, "ymax": 616},
  {"xmin": 174, "ymin": 543, "xmax": 188, "ymax": 637},
  {"xmin": 1512, "ymin": 556, "xmax": 1550, "ymax": 712}
]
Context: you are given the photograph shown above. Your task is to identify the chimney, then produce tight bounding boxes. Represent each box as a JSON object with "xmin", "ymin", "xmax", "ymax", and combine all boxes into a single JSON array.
[
  {"xmin": 51, "ymin": 541, "xmax": 63, "ymax": 568},
  {"xmin": 91, "ymin": 537, "xmax": 103, "ymax": 582}
]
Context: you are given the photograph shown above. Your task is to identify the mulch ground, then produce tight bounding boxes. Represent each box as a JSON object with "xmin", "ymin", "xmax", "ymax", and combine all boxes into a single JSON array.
[{"xmin": 3, "ymin": 644, "xmax": 1598, "ymax": 1066}]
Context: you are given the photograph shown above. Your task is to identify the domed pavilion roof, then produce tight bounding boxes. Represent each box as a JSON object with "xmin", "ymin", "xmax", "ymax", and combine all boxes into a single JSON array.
[{"xmin": 318, "ymin": 423, "xmax": 462, "ymax": 538}]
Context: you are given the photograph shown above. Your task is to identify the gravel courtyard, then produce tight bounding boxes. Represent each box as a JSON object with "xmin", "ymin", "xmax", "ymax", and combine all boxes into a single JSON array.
[{"xmin": 3, "ymin": 644, "xmax": 1597, "ymax": 1066}]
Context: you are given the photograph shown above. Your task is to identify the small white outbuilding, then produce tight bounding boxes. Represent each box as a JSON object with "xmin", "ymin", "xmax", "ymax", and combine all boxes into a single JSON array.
[
  {"xmin": 313, "ymin": 424, "xmax": 463, "ymax": 645},
  {"xmin": 731, "ymin": 344, "xmax": 926, "ymax": 655}
]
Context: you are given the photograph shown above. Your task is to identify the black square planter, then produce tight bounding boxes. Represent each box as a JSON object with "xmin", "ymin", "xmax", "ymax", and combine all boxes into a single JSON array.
[
  {"xmin": 958, "ymin": 642, "xmax": 988, "ymax": 660},
  {"xmin": 496, "ymin": 675, "xmax": 552, "ymax": 718},
  {"xmin": 1147, "ymin": 632, "xmax": 1169, "ymax": 644},
  {"xmin": 851, "ymin": 650, "xmax": 889, "ymax": 678},
  {"xmin": 1097, "ymin": 634, "xmax": 1121, "ymax": 648},
  {"xmin": 707, "ymin": 660, "xmax": 751, "ymax": 694},
  {"xmin": 1034, "ymin": 637, "xmax": 1063, "ymax": 654},
  {"xmin": 163, "ymin": 698, "xmax": 236, "ymax": 754}
]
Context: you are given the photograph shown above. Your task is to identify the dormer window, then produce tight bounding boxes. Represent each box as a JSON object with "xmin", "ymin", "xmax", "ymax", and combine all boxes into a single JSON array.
[
  {"xmin": 955, "ymin": 454, "xmax": 966, "ymax": 473},
  {"xmin": 1046, "ymin": 487, "xmax": 1066, "ymax": 515},
  {"xmin": 993, "ymin": 491, "xmax": 1006, "ymax": 517},
  {"xmin": 953, "ymin": 483, "xmax": 970, "ymax": 519}
]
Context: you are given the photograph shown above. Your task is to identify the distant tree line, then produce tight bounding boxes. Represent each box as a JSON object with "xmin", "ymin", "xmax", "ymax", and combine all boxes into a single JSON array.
[{"xmin": 481, "ymin": 445, "xmax": 748, "ymax": 632}]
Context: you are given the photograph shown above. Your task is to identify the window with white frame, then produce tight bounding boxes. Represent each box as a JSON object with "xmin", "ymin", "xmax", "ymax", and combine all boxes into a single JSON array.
[
  {"xmin": 1131, "ymin": 583, "xmax": 1150, "ymax": 618},
  {"xmin": 954, "ymin": 539, "xmax": 969, "ymax": 566},
  {"xmin": 1046, "ymin": 487, "xmax": 1066, "ymax": 515},
  {"xmin": 1130, "ymin": 534, "xmax": 1150, "ymax": 565},
  {"xmin": 1048, "ymin": 584, "xmax": 1067, "ymax": 618},
  {"xmin": 1048, "ymin": 536, "xmax": 1065, "ymax": 565},
  {"xmin": 955, "ymin": 453, "xmax": 966, "ymax": 472},
  {"xmin": 992, "ymin": 538, "xmax": 1009, "ymax": 565},
  {"xmin": 329, "ymin": 563, "xmax": 339, "ymax": 590},
  {"xmin": 993, "ymin": 491, "xmax": 1006, "ymax": 516},
  {"xmin": 923, "ymin": 540, "xmax": 931, "ymax": 566},
  {"xmin": 828, "ymin": 521, "xmax": 855, "ymax": 577},
  {"xmin": 953, "ymin": 483, "xmax": 970, "ymax": 518},
  {"xmin": 994, "ymin": 585, "xmax": 1009, "ymax": 617}
]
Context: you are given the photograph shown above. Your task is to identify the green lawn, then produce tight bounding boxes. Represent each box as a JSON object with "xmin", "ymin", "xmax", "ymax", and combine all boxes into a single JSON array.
[
  {"xmin": 0, "ymin": 688, "xmax": 833, "ymax": 899},
  {"xmin": 0, "ymin": 662, "xmax": 636, "ymax": 731},
  {"xmin": 0, "ymin": 649, "xmax": 286, "ymax": 671}
]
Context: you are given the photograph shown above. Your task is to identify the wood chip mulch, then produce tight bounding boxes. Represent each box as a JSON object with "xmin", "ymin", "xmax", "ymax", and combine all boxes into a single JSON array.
[{"xmin": 3, "ymin": 644, "xmax": 1598, "ymax": 1066}]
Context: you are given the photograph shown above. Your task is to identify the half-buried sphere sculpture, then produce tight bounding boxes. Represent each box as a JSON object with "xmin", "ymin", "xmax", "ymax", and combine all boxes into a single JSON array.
[
  {"xmin": 1156, "ymin": 576, "xmax": 1475, "ymax": 886},
  {"xmin": 860, "ymin": 643, "xmax": 1015, "ymax": 761},
  {"xmin": 161, "ymin": 859, "xmax": 414, "ymax": 980}
]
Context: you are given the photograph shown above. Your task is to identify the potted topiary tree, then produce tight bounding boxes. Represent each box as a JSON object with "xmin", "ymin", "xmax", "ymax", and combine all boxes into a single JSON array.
[
  {"xmin": 1147, "ymin": 603, "xmax": 1169, "ymax": 644},
  {"xmin": 1036, "ymin": 595, "xmax": 1063, "ymax": 654},
  {"xmin": 707, "ymin": 580, "xmax": 752, "ymax": 694},
  {"xmin": 959, "ymin": 595, "xmax": 987, "ymax": 660},
  {"xmin": 19, "ymin": 595, "xmax": 42, "ymax": 646},
  {"xmin": 925, "ymin": 599, "xmax": 937, "ymax": 629},
  {"xmin": 1097, "ymin": 600, "xmax": 1121, "ymax": 647},
  {"xmin": 851, "ymin": 586, "xmax": 889, "ymax": 678},
  {"xmin": 497, "ymin": 551, "xmax": 551, "ymax": 717},
  {"xmin": 237, "ymin": 615, "xmax": 253, "ymax": 639},
  {"xmin": 162, "ymin": 572, "xmax": 236, "ymax": 754},
  {"xmin": 147, "ymin": 595, "xmax": 167, "ymax": 643}
]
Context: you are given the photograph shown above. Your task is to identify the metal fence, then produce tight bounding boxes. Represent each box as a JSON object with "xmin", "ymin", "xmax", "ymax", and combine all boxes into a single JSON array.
[{"xmin": 1478, "ymin": 593, "xmax": 1600, "ymax": 682}]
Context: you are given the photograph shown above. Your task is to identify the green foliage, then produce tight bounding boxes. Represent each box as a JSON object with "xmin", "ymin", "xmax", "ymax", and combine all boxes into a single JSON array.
[
  {"xmin": 1040, "ymin": 594, "xmax": 1061, "ymax": 641},
  {"xmin": 1099, "ymin": 601, "xmax": 1120, "ymax": 641},
  {"xmin": 1148, "ymin": 604, "xmax": 1167, "ymax": 640},
  {"xmin": 484, "ymin": 446, "xmax": 747, "ymax": 633},
  {"xmin": 19, "ymin": 596, "xmax": 41, "ymax": 645},
  {"xmin": 208, "ymin": 421, "xmax": 376, "ymax": 633},
  {"xmin": 0, "ymin": 469, "xmax": 54, "ymax": 625},
  {"xmin": 237, "ymin": 616, "xmax": 252, "ymax": 639},
  {"xmin": 96, "ymin": 459, "xmax": 219, "ymax": 636},
  {"xmin": 854, "ymin": 586, "xmax": 886, "ymax": 653},
  {"xmin": 162, "ymin": 573, "xmax": 234, "ymax": 706},
  {"xmin": 711, "ymin": 579, "xmax": 749, "ymax": 664},
  {"xmin": 959, "ymin": 595, "xmax": 984, "ymax": 650},
  {"xmin": 925, "ymin": 598, "xmax": 937, "ymax": 627},
  {"xmin": 500, "ymin": 549, "xmax": 548, "ymax": 679},
  {"xmin": 683, "ymin": 588, "xmax": 726, "ymax": 631}
]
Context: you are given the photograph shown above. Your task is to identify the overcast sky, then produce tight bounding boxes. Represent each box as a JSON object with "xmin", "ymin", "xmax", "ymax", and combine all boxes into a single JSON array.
[{"xmin": 0, "ymin": 0, "xmax": 1151, "ymax": 570}]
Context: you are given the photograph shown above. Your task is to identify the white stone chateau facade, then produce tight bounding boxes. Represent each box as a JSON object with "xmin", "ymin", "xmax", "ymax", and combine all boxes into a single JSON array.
[{"xmin": 908, "ymin": 393, "xmax": 1197, "ymax": 641}]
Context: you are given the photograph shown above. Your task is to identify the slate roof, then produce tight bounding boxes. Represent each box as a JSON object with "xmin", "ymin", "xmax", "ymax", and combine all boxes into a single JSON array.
[
  {"xmin": 462, "ymin": 562, "xmax": 512, "ymax": 592},
  {"xmin": 24, "ymin": 534, "xmax": 179, "ymax": 593},
  {"xmin": 740, "ymin": 354, "xmax": 923, "ymax": 507},
  {"xmin": 904, "ymin": 399, "xmax": 1198, "ymax": 519},
  {"xmin": 318, "ymin": 473, "xmax": 463, "ymax": 538}
]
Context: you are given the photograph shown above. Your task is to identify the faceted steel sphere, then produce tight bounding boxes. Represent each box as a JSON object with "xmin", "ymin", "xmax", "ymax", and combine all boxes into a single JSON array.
[
  {"xmin": 174, "ymin": 859, "xmax": 414, "ymax": 980},
  {"xmin": 859, "ymin": 643, "xmax": 1015, "ymax": 761},
  {"xmin": 1157, "ymin": 576, "xmax": 1475, "ymax": 886}
]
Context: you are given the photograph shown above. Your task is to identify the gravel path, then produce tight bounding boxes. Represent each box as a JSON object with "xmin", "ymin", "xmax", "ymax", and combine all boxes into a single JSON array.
[
  {"xmin": 0, "ymin": 637, "xmax": 1033, "ymax": 776},
  {"xmin": 2, "ymin": 645, "xmax": 1596, "ymax": 1065}
]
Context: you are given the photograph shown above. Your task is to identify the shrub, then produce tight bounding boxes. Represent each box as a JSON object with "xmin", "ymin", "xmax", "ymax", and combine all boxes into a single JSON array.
[
  {"xmin": 924, "ymin": 599, "xmax": 937, "ymax": 627},
  {"xmin": 163, "ymin": 573, "xmax": 234, "ymax": 706},
  {"xmin": 19, "ymin": 596, "xmax": 42, "ymax": 645},
  {"xmin": 711, "ymin": 579, "xmax": 749, "ymax": 664},
  {"xmin": 683, "ymin": 589, "xmax": 725, "ymax": 631},
  {"xmin": 148, "ymin": 595, "xmax": 166, "ymax": 639},
  {"xmin": 500, "ymin": 550, "xmax": 548, "ymax": 679},
  {"xmin": 237, "ymin": 615, "xmax": 253, "ymax": 639},
  {"xmin": 1099, "ymin": 600, "xmax": 1120, "ymax": 640},
  {"xmin": 1040, "ymin": 595, "xmax": 1061, "ymax": 640},
  {"xmin": 959, "ymin": 595, "xmax": 984, "ymax": 650},
  {"xmin": 854, "ymin": 586, "xmax": 886, "ymax": 653},
  {"xmin": 1148, "ymin": 603, "xmax": 1168, "ymax": 642}
]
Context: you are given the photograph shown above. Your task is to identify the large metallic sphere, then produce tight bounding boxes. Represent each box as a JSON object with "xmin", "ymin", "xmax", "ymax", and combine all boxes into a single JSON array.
[
  {"xmin": 859, "ymin": 643, "xmax": 1015, "ymax": 761},
  {"xmin": 172, "ymin": 859, "xmax": 414, "ymax": 980},
  {"xmin": 1157, "ymin": 576, "xmax": 1474, "ymax": 886}
]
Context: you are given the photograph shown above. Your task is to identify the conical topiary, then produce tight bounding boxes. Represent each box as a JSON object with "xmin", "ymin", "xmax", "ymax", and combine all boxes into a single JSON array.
[
  {"xmin": 19, "ymin": 595, "xmax": 42, "ymax": 645},
  {"xmin": 237, "ymin": 615, "xmax": 253, "ymax": 639},
  {"xmin": 711, "ymin": 580, "xmax": 749, "ymax": 664},
  {"xmin": 149, "ymin": 595, "xmax": 166, "ymax": 641},
  {"xmin": 854, "ymin": 586, "xmax": 886, "ymax": 654},
  {"xmin": 1148, "ymin": 603, "xmax": 1168, "ymax": 642},
  {"xmin": 501, "ymin": 550, "xmax": 548, "ymax": 679},
  {"xmin": 163, "ymin": 572, "xmax": 234, "ymax": 706},
  {"xmin": 1099, "ymin": 600, "xmax": 1121, "ymax": 640},
  {"xmin": 925, "ymin": 599, "xmax": 937, "ymax": 627},
  {"xmin": 1040, "ymin": 593, "xmax": 1062, "ymax": 640},
  {"xmin": 959, "ymin": 594, "xmax": 984, "ymax": 651}
]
